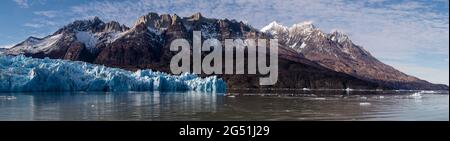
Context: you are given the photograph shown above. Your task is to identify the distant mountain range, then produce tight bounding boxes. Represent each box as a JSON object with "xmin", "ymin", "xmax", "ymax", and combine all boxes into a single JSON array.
[
  {"xmin": 4, "ymin": 12, "xmax": 448, "ymax": 90},
  {"xmin": 261, "ymin": 21, "xmax": 448, "ymax": 90}
]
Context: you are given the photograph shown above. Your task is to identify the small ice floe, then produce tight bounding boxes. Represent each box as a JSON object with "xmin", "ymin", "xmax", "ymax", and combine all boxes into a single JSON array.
[
  {"xmin": 302, "ymin": 88, "xmax": 311, "ymax": 91},
  {"xmin": 360, "ymin": 96, "xmax": 368, "ymax": 100},
  {"xmin": 226, "ymin": 94, "xmax": 236, "ymax": 98},
  {"xmin": 359, "ymin": 102, "xmax": 371, "ymax": 106},
  {"xmin": 409, "ymin": 92, "xmax": 422, "ymax": 99},
  {"xmin": 418, "ymin": 90, "xmax": 440, "ymax": 94},
  {"xmin": 345, "ymin": 88, "xmax": 353, "ymax": 91},
  {"xmin": 0, "ymin": 96, "xmax": 17, "ymax": 100},
  {"xmin": 312, "ymin": 98, "xmax": 326, "ymax": 100}
]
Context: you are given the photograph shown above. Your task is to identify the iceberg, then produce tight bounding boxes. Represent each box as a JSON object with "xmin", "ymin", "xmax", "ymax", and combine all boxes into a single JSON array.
[{"xmin": 0, "ymin": 55, "xmax": 226, "ymax": 92}]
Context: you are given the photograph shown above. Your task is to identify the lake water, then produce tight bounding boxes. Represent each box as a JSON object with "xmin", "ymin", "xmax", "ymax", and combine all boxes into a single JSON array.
[{"xmin": 0, "ymin": 90, "xmax": 448, "ymax": 121}]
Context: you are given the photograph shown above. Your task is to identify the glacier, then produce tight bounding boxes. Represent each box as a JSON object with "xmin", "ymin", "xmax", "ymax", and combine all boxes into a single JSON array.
[{"xmin": 0, "ymin": 55, "xmax": 226, "ymax": 92}]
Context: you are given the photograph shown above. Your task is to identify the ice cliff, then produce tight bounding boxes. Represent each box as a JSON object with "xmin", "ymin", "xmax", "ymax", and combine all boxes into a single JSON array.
[{"xmin": 0, "ymin": 55, "xmax": 226, "ymax": 92}]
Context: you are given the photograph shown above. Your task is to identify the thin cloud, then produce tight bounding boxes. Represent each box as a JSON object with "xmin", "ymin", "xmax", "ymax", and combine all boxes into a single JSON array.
[
  {"xmin": 34, "ymin": 10, "xmax": 58, "ymax": 18},
  {"xmin": 13, "ymin": 0, "xmax": 48, "ymax": 8},
  {"xmin": 13, "ymin": 0, "xmax": 29, "ymax": 8},
  {"xmin": 24, "ymin": 20, "xmax": 57, "ymax": 28},
  {"xmin": 24, "ymin": 23, "xmax": 42, "ymax": 28}
]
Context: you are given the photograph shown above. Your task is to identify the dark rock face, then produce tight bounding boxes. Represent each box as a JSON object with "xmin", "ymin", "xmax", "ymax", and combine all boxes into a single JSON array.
[
  {"xmin": 5, "ymin": 12, "xmax": 447, "ymax": 90},
  {"xmin": 94, "ymin": 26, "xmax": 164, "ymax": 70}
]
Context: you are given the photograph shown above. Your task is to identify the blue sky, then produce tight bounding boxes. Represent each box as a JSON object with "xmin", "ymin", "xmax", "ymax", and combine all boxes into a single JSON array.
[{"xmin": 0, "ymin": 0, "xmax": 449, "ymax": 85}]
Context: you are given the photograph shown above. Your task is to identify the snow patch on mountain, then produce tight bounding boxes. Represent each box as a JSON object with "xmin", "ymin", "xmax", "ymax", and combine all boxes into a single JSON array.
[
  {"xmin": 290, "ymin": 21, "xmax": 315, "ymax": 31},
  {"xmin": 7, "ymin": 34, "xmax": 62, "ymax": 54},
  {"xmin": 0, "ymin": 55, "xmax": 226, "ymax": 92},
  {"xmin": 261, "ymin": 21, "xmax": 287, "ymax": 33},
  {"xmin": 330, "ymin": 30, "xmax": 351, "ymax": 44},
  {"xmin": 75, "ymin": 31, "xmax": 99, "ymax": 53},
  {"xmin": 261, "ymin": 21, "xmax": 317, "ymax": 36},
  {"xmin": 147, "ymin": 27, "xmax": 163, "ymax": 35},
  {"xmin": 300, "ymin": 42, "xmax": 307, "ymax": 49},
  {"xmin": 201, "ymin": 24, "xmax": 219, "ymax": 39},
  {"xmin": 29, "ymin": 34, "xmax": 62, "ymax": 53}
]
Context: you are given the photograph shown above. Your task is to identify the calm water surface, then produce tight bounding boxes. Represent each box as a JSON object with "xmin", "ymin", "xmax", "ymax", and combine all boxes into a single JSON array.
[{"xmin": 0, "ymin": 90, "xmax": 448, "ymax": 121}]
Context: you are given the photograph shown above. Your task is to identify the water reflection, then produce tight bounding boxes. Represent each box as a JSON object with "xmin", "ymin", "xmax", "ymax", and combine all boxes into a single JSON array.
[{"xmin": 0, "ymin": 90, "xmax": 448, "ymax": 121}]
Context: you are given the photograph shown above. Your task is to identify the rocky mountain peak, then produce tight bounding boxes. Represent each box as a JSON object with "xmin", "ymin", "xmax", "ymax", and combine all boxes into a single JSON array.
[
  {"xmin": 291, "ymin": 21, "xmax": 316, "ymax": 30},
  {"xmin": 159, "ymin": 14, "xmax": 172, "ymax": 26},
  {"xmin": 261, "ymin": 21, "xmax": 322, "ymax": 38},
  {"xmin": 132, "ymin": 12, "xmax": 186, "ymax": 32},
  {"xmin": 25, "ymin": 36, "xmax": 42, "ymax": 43},
  {"xmin": 55, "ymin": 17, "xmax": 105, "ymax": 34},
  {"xmin": 329, "ymin": 30, "xmax": 352, "ymax": 44},
  {"xmin": 190, "ymin": 12, "xmax": 203, "ymax": 21},
  {"xmin": 10, "ymin": 36, "xmax": 43, "ymax": 49},
  {"xmin": 171, "ymin": 14, "xmax": 182, "ymax": 25},
  {"xmin": 288, "ymin": 21, "xmax": 318, "ymax": 36},
  {"xmin": 103, "ymin": 21, "xmax": 129, "ymax": 32},
  {"xmin": 134, "ymin": 12, "xmax": 160, "ymax": 28},
  {"xmin": 261, "ymin": 21, "xmax": 287, "ymax": 33}
]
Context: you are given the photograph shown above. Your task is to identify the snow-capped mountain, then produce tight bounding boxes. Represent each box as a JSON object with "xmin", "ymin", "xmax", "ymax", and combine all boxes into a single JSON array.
[
  {"xmin": 3, "ymin": 12, "xmax": 447, "ymax": 90},
  {"xmin": 5, "ymin": 17, "xmax": 129, "ymax": 62},
  {"xmin": 261, "ymin": 21, "xmax": 446, "ymax": 89}
]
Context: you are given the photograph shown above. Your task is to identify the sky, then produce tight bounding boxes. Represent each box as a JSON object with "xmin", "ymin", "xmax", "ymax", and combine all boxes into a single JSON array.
[{"xmin": 0, "ymin": 0, "xmax": 448, "ymax": 85}]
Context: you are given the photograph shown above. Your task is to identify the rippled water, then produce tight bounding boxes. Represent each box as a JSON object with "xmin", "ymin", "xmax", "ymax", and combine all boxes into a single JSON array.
[{"xmin": 0, "ymin": 90, "xmax": 448, "ymax": 121}]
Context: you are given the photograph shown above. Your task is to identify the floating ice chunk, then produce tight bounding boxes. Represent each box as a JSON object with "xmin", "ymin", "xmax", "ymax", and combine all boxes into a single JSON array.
[
  {"xmin": 0, "ymin": 96, "xmax": 17, "ymax": 100},
  {"xmin": 359, "ymin": 102, "xmax": 371, "ymax": 106},
  {"xmin": 409, "ymin": 92, "xmax": 422, "ymax": 99},
  {"xmin": 227, "ymin": 95, "xmax": 236, "ymax": 98},
  {"xmin": 418, "ymin": 90, "xmax": 439, "ymax": 94},
  {"xmin": 0, "ymin": 55, "xmax": 226, "ymax": 92}
]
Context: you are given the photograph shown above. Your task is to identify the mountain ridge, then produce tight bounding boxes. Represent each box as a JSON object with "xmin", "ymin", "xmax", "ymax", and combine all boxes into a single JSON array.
[
  {"xmin": 4, "ymin": 12, "xmax": 448, "ymax": 90},
  {"xmin": 261, "ymin": 21, "xmax": 447, "ymax": 90}
]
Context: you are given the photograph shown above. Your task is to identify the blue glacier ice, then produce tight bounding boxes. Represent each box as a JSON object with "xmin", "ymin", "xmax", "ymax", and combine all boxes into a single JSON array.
[{"xmin": 0, "ymin": 55, "xmax": 226, "ymax": 92}]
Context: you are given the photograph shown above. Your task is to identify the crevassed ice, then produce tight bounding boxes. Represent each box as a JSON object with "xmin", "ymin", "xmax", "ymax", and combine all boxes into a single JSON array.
[{"xmin": 0, "ymin": 55, "xmax": 226, "ymax": 92}]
